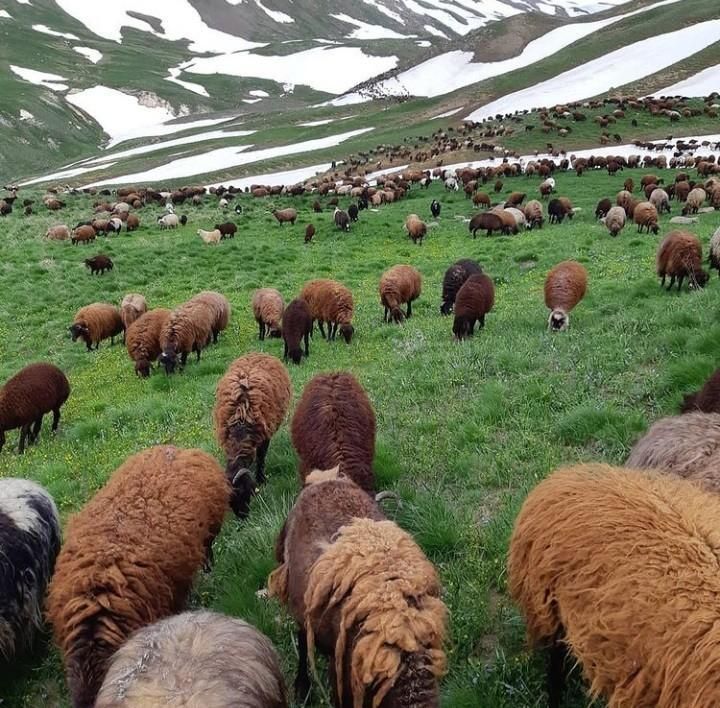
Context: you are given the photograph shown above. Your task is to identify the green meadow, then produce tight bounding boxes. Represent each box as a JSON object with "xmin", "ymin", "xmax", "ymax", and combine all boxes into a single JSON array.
[{"xmin": 1, "ymin": 169, "xmax": 720, "ymax": 707}]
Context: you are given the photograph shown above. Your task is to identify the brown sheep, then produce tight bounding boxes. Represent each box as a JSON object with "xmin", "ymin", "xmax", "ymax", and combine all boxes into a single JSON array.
[
  {"xmin": 47, "ymin": 446, "xmax": 230, "ymax": 708},
  {"xmin": 120, "ymin": 293, "xmax": 148, "ymax": 333},
  {"xmin": 441, "ymin": 259, "xmax": 482, "ymax": 315},
  {"xmin": 623, "ymin": 177, "xmax": 634, "ymax": 193},
  {"xmin": 544, "ymin": 261, "xmax": 588, "ymax": 331},
  {"xmin": 656, "ymin": 230, "xmax": 708, "ymax": 291},
  {"xmin": 491, "ymin": 207, "xmax": 519, "ymax": 234},
  {"xmin": 524, "ymin": 199, "xmax": 544, "ymax": 229},
  {"xmin": 509, "ymin": 464, "xmax": 720, "ymax": 708},
  {"xmin": 506, "ymin": 191, "xmax": 525, "ymax": 206},
  {"xmin": 45, "ymin": 225, "xmax": 70, "ymax": 241},
  {"xmin": 473, "ymin": 191, "xmax": 490, "ymax": 208},
  {"xmin": 604, "ymin": 206, "xmax": 626, "ymax": 237},
  {"xmin": 272, "ymin": 208, "xmax": 297, "ymax": 225},
  {"xmin": 379, "ymin": 265, "xmax": 422, "ymax": 324},
  {"xmin": 252, "ymin": 288, "xmax": 284, "ymax": 340},
  {"xmin": 682, "ymin": 187, "xmax": 706, "ymax": 215},
  {"xmin": 0, "ymin": 363, "xmax": 70, "ymax": 454},
  {"xmin": 300, "ymin": 279, "xmax": 354, "ymax": 341},
  {"xmin": 95, "ymin": 611, "xmax": 287, "ymax": 708},
  {"xmin": 469, "ymin": 211, "xmax": 504, "ymax": 238},
  {"xmin": 158, "ymin": 301, "xmax": 214, "ymax": 374},
  {"xmin": 404, "ymin": 213, "xmax": 427, "ymax": 245},
  {"xmin": 125, "ymin": 213, "xmax": 140, "ymax": 231},
  {"xmin": 189, "ymin": 291, "xmax": 230, "ymax": 343},
  {"xmin": 304, "ymin": 223, "xmax": 315, "ymax": 243},
  {"xmin": 452, "ymin": 273, "xmax": 495, "ymax": 340},
  {"xmin": 126, "ymin": 308, "xmax": 172, "ymax": 378},
  {"xmin": 633, "ymin": 201, "xmax": 659, "ymax": 234},
  {"xmin": 291, "ymin": 372, "xmax": 376, "ymax": 492},
  {"xmin": 640, "ymin": 174, "xmax": 661, "ymax": 187},
  {"xmin": 71, "ymin": 225, "xmax": 96, "ymax": 245},
  {"xmin": 282, "ymin": 298, "xmax": 312, "ymax": 364},
  {"xmin": 674, "ymin": 180, "xmax": 691, "ymax": 202},
  {"xmin": 70, "ymin": 303, "xmax": 123, "ymax": 351},
  {"xmin": 268, "ymin": 474, "xmax": 447, "ymax": 707},
  {"xmin": 84, "ymin": 255, "xmax": 113, "ymax": 275},
  {"xmin": 709, "ymin": 226, "xmax": 720, "ymax": 277},
  {"xmin": 681, "ymin": 370, "xmax": 720, "ymax": 414},
  {"xmin": 213, "ymin": 353, "xmax": 292, "ymax": 517}
]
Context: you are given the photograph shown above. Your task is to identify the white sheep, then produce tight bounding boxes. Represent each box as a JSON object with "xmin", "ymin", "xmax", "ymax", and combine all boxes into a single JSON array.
[
  {"xmin": 197, "ymin": 228, "xmax": 221, "ymax": 245},
  {"xmin": 157, "ymin": 214, "xmax": 179, "ymax": 229}
]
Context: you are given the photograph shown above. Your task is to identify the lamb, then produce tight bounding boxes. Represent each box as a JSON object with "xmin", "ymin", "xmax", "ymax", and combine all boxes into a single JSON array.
[
  {"xmin": 197, "ymin": 228, "xmax": 222, "ymax": 245},
  {"xmin": 656, "ymin": 230, "xmax": 708, "ymax": 291},
  {"xmin": 268, "ymin": 474, "xmax": 447, "ymax": 706},
  {"xmin": 272, "ymin": 208, "xmax": 297, "ymax": 226},
  {"xmin": 709, "ymin": 226, "xmax": 720, "ymax": 278},
  {"xmin": 469, "ymin": 211, "xmax": 504, "ymax": 238},
  {"xmin": 544, "ymin": 260, "xmax": 588, "ymax": 331},
  {"xmin": 126, "ymin": 308, "xmax": 172, "ymax": 377},
  {"xmin": 126, "ymin": 213, "xmax": 140, "ymax": 231},
  {"xmin": 333, "ymin": 208, "xmax": 350, "ymax": 232},
  {"xmin": 291, "ymin": 372, "xmax": 376, "ymax": 492},
  {"xmin": 379, "ymin": 264, "xmax": 422, "ymax": 324},
  {"xmin": 0, "ymin": 479, "xmax": 60, "ymax": 659},
  {"xmin": 70, "ymin": 303, "xmax": 124, "ymax": 351},
  {"xmin": 430, "ymin": 199, "xmax": 441, "ymax": 218},
  {"xmin": 157, "ymin": 213, "xmax": 179, "ymax": 229},
  {"xmin": 95, "ymin": 611, "xmax": 287, "ymax": 708},
  {"xmin": 84, "ymin": 255, "xmax": 113, "ymax": 275},
  {"xmin": 304, "ymin": 223, "xmax": 315, "ymax": 243},
  {"xmin": 189, "ymin": 291, "xmax": 230, "ymax": 343},
  {"xmin": 682, "ymin": 187, "xmax": 706, "ymax": 215},
  {"xmin": 404, "ymin": 213, "xmax": 427, "ymax": 245},
  {"xmin": 47, "ymin": 446, "xmax": 230, "ymax": 708},
  {"xmin": 649, "ymin": 187, "xmax": 670, "ymax": 214},
  {"xmin": 595, "ymin": 198, "xmax": 612, "ymax": 219},
  {"xmin": 120, "ymin": 293, "xmax": 148, "ymax": 332},
  {"xmin": 252, "ymin": 288, "xmax": 284, "ymax": 340},
  {"xmin": 300, "ymin": 279, "xmax": 354, "ymax": 341},
  {"xmin": 604, "ymin": 205, "xmax": 626, "ymax": 237},
  {"xmin": 440, "ymin": 258, "xmax": 482, "ymax": 315},
  {"xmin": 71, "ymin": 225, "xmax": 96, "ymax": 245},
  {"xmin": 524, "ymin": 199, "xmax": 544, "ymax": 229},
  {"xmin": 452, "ymin": 273, "xmax": 495, "ymax": 340},
  {"xmin": 45, "ymin": 224, "xmax": 70, "ymax": 241},
  {"xmin": 214, "ymin": 221, "xmax": 237, "ymax": 239},
  {"xmin": 282, "ymin": 298, "xmax": 312, "ymax": 364},
  {"xmin": 158, "ymin": 300, "xmax": 214, "ymax": 374},
  {"xmin": 633, "ymin": 201, "xmax": 659, "ymax": 234},
  {"xmin": 213, "ymin": 353, "xmax": 292, "ymax": 517},
  {"xmin": 509, "ymin": 463, "xmax": 720, "ymax": 707},
  {"xmin": 681, "ymin": 372, "xmax": 720, "ymax": 413}
]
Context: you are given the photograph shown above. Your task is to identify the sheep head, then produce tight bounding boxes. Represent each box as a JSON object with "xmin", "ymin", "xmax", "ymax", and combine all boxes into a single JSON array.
[
  {"xmin": 690, "ymin": 269, "xmax": 710, "ymax": 289},
  {"xmin": 226, "ymin": 466, "xmax": 255, "ymax": 519},
  {"xmin": 69, "ymin": 323, "xmax": 88, "ymax": 342},
  {"xmin": 159, "ymin": 349, "xmax": 178, "ymax": 374},
  {"xmin": 340, "ymin": 323, "xmax": 354, "ymax": 344},
  {"xmin": 548, "ymin": 309, "xmax": 569, "ymax": 332},
  {"xmin": 134, "ymin": 359, "xmax": 152, "ymax": 378}
]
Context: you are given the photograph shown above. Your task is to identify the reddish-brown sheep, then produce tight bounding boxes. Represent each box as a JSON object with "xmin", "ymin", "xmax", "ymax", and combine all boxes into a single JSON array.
[
  {"xmin": 469, "ymin": 211, "xmax": 504, "ymax": 237},
  {"xmin": 126, "ymin": 308, "xmax": 172, "ymax": 377},
  {"xmin": 304, "ymin": 223, "xmax": 315, "ymax": 243},
  {"xmin": 189, "ymin": 291, "xmax": 230, "ymax": 343},
  {"xmin": 524, "ymin": 199, "xmax": 544, "ymax": 230},
  {"xmin": 125, "ymin": 213, "xmax": 140, "ymax": 232},
  {"xmin": 452, "ymin": 273, "xmax": 495, "ymax": 340},
  {"xmin": 544, "ymin": 261, "xmax": 588, "ymax": 331},
  {"xmin": 300, "ymin": 279, "xmax": 354, "ymax": 341},
  {"xmin": 70, "ymin": 303, "xmax": 123, "ymax": 351},
  {"xmin": 656, "ymin": 230, "xmax": 708, "ymax": 291},
  {"xmin": 633, "ymin": 201, "xmax": 659, "ymax": 234},
  {"xmin": 252, "ymin": 288, "xmax": 284, "ymax": 340},
  {"xmin": 404, "ymin": 213, "xmax": 427, "ymax": 245},
  {"xmin": 379, "ymin": 265, "xmax": 422, "ymax": 324},
  {"xmin": 441, "ymin": 259, "xmax": 482, "ymax": 315},
  {"xmin": 281, "ymin": 298, "xmax": 312, "ymax": 364},
  {"xmin": 158, "ymin": 301, "xmax": 214, "ymax": 373},
  {"xmin": 71, "ymin": 225, "xmax": 96, "ymax": 245}
]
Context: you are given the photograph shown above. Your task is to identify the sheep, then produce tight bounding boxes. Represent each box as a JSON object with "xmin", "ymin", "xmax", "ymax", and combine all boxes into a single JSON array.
[
  {"xmin": 190, "ymin": 291, "xmax": 231, "ymax": 343},
  {"xmin": 268, "ymin": 474, "xmax": 447, "ymax": 706},
  {"xmin": 179, "ymin": 214, "xmax": 188, "ymax": 226},
  {"xmin": 84, "ymin": 255, "xmax": 113, "ymax": 275},
  {"xmin": 544, "ymin": 260, "xmax": 588, "ymax": 331},
  {"xmin": 348, "ymin": 203, "xmax": 359, "ymax": 222},
  {"xmin": 505, "ymin": 206, "xmax": 526, "ymax": 230},
  {"xmin": 491, "ymin": 207, "xmax": 519, "ymax": 234},
  {"xmin": 404, "ymin": 213, "xmax": 427, "ymax": 245},
  {"xmin": 45, "ymin": 224, "xmax": 70, "ymax": 241},
  {"xmin": 379, "ymin": 265, "xmax": 422, "ymax": 324},
  {"xmin": 548, "ymin": 198, "xmax": 571, "ymax": 224},
  {"xmin": 197, "ymin": 228, "xmax": 222, "ymax": 245},
  {"xmin": 633, "ymin": 201, "xmax": 659, "ymax": 234},
  {"xmin": 126, "ymin": 308, "xmax": 172, "ymax": 378},
  {"xmin": 682, "ymin": 187, "xmax": 706, "ymax": 215},
  {"xmin": 126, "ymin": 213, "xmax": 140, "ymax": 231},
  {"xmin": 313, "ymin": 200, "xmax": 322, "ymax": 213},
  {"xmin": 252, "ymin": 288, "xmax": 284, "ymax": 340},
  {"xmin": 291, "ymin": 372, "xmax": 376, "ymax": 492},
  {"xmin": 452, "ymin": 273, "xmax": 495, "ymax": 340},
  {"xmin": 304, "ymin": 223, "xmax": 315, "ymax": 243},
  {"xmin": 656, "ymin": 230, "xmax": 708, "ymax": 291},
  {"xmin": 603, "ymin": 205, "xmax": 626, "ymax": 237},
  {"xmin": 158, "ymin": 301, "xmax": 214, "ymax": 374},
  {"xmin": 0, "ymin": 478, "xmax": 60, "ymax": 659},
  {"xmin": 282, "ymin": 298, "xmax": 312, "ymax": 364},
  {"xmin": 47, "ymin": 446, "xmax": 230, "ymax": 708},
  {"xmin": 107, "ymin": 217, "xmax": 123, "ymax": 235},
  {"xmin": 95, "ymin": 611, "xmax": 287, "ymax": 708},
  {"xmin": 272, "ymin": 208, "xmax": 297, "ymax": 226},
  {"xmin": 71, "ymin": 225, "xmax": 96, "ymax": 245},
  {"xmin": 299, "ymin": 279, "xmax": 354, "ymax": 341},
  {"xmin": 333, "ymin": 207, "xmax": 350, "ymax": 232},
  {"xmin": 70, "ymin": 303, "xmax": 124, "ymax": 351},
  {"xmin": 213, "ymin": 353, "xmax": 292, "ymax": 517},
  {"xmin": 524, "ymin": 199, "xmax": 544, "ymax": 229},
  {"xmin": 473, "ymin": 191, "xmax": 491, "ymax": 208},
  {"xmin": 709, "ymin": 226, "xmax": 720, "ymax": 277},
  {"xmin": 120, "ymin": 293, "xmax": 147, "ymax": 333},
  {"xmin": 681, "ymin": 372, "xmax": 720, "ymax": 413},
  {"xmin": 509, "ymin": 463, "xmax": 720, "ymax": 708},
  {"xmin": 469, "ymin": 211, "xmax": 503, "ymax": 238},
  {"xmin": 623, "ymin": 177, "xmax": 634, "ymax": 193},
  {"xmin": 506, "ymin": 191, "xmax": 526, "ymax": 206},
  {"xmin": 441, "ymin": 258, "xmax": 482, "ymax": 315},
  {"xmin": 539, "ymin": 177, "xmax": 555, "ymax": 197},
  {"xmin": 430, "ymin": 199, "xmax": 441, "ymax": 218},
  {"xmin": 595, "ymin": 198, "xmax": 612, "ymax": 219},
  {"xmin": 214, "ymin": 221, "xmax": 237, "ymax": 239},
  {"xmin": 649, "ymin": 187, "xmax": 670, "ymax": 214},
  {"xmin": 157, "ymin": 213, "xmax": 179, "ymax": 229}
]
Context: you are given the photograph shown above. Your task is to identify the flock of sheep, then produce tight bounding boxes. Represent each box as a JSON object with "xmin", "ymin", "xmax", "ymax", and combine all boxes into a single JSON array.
[{"xmin": 2, "ymin": 124, "xmax": 720, "ymax": 707}]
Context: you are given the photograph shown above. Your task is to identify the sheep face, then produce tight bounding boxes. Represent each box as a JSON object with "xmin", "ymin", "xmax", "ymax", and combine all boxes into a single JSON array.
[
  {"xmin": 69, "ymin": 323, "xmax": 89, "ymax": 342},
  {"xmin": 288, "ymin": 346, "xmax": 303, "ymax": 365},
  {"xmin": 391, "ymin": 307, "xmax": 405, "ymax": 324},
  {"xmin": 268, "ymin": 326, "xmax": 282, "ymax": 338},
  {"xmin": 227, "ymin": 467, "xmax": 255, "ymax": 519},
  {"xmin": 548, "ymin": 310, "xmax": 569, "ymax": 332},
  {"xmin": 159, "ymin": 350, "xmax": 178, "ymax": 374},
  {"xmin": 134, "ymin": 359, "xmax": 152, "ymax": 378},
  {"xmin": 340, "ymin": 324, "xmax": 354, "ymax": 344},
  {"xmin": 690, "ymin": 270, "xmax": 710, "ymax": 289}
]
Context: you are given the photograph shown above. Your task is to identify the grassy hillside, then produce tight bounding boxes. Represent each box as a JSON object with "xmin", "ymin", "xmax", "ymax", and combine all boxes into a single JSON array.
[{"xmin": 1, "ymin": 168, "xmax": 719, "ymax": 706}]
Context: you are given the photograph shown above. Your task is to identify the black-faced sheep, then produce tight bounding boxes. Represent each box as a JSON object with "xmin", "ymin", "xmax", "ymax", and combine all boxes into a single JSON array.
[
  {"xmin": 603, "ymin": 205, "xmax": 626, "ymax": 237},
  {"xmin": 379, "ymin": 264, "xmax": 422, "ymax": 324},
  {"xmin": 300, "ymin": 279, "xmax": 354, "ymax": 341},
  {"xmin": 430, "ymin": 199, "xmax": 441, "ymax": 218},
  {"xmin": 405, "ymin": 213, "xmax": 427, "ymax": 245},
  {"xmin": 452, "ymin": 273, "xmax": 495, "ymax": 340},
  {"xmin": 95, "ymin": 611, "xmax": 287, "ymax": 708},
  {"xmin": 708, "ymin": 226, "xmax": 720, "ymax": 277},
  {"xmin": 71, "ymin": 225, "xmax": 96, "ymax": 245},
  {"xmin": 544, "ymin": 261, "xmax": 588, "ymax": 331},
  {"xmin": 681, "ymin": 369, "xmax": 720, "ymax": 414},
  {"xmin": 0, "ymin": 479, "xmax": 60, "ymax": 660},
  {"xmin": 84, "ymin": 255, "xmax": 113, "ymax": 275},
  {"xmin": 469, "ymin": 211, "xmax": 503, "ymax": 238},
  {"xmin": 291, "ymin": 372, "xmax": 376, "ymax": 492},
  {"xmin": 304, "ymin": 223, "xmax": 315, "ymax": 243},
  {"xmin": 252, "ymin": 288, "xmax": 284, "ymax": 340},
  {"xmin": 348, "ymin": 203, "xmax": 359, "ymax": 222},
  {"xmin": 126, "ymin": 308, "xmax": 172, "ymax": 378},
  {"xmin": 272, "ymin": 208, "xmax": 297, "ymax": 226},
  {"xmin": 214, "ymin": 221, "xmax": 237, "ymax": 239},
  {"xmin": 70, "ymin": 303, "xmax": 124, "ymax": 351},
  {"xmin": 158, "ymin": 301, "xmax": 214, "ymax": 374},
  {"xmin": 656, "ymin": 230, "xmax": 708, "ymax": 291},
  {"xmin": 213, "ymin": 353, "xmax": 292, "ymax": 517},
  {"xmin": 120, "ymin": 293, "xmax": 148, "ymax": 333},
  {"xmin": 509, "ymin": 463, "xmax": 720, "ymax": 708},
  {"xmin": 440, "ymin": 259, "xmax": 482, "ymax": 315},
  {"xmin": 282, "ymin": 298, "xmax": 312, "ymax": 364},
  {"xmin": 269, "ymin": 473, "xmax": 447, "ymax": 706},
  {"xmin": 333, "ymin": 208, "xmax": 350, "ymax": 232},
  {"xmin": 47, "ymin": 446, "xmax": 230, "ymax": 708},
  {"xmin": 189, "ymin": 291, "xmax": 231, "ymax": 343},
  {"xmin": 524, "ymin": 199, "xmax": 544, "ymax": 229}
]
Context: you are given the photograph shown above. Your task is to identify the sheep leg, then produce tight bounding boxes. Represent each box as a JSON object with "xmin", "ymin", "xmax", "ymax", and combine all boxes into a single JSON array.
[
  {"xmin": 678, "ymin": 275, "xmax": 684, "ymax": 292},
  {"xmin": 258, "ymin": 319, "xmax": 264, "ymax": 341},
  {"xmin": 212, "ymin": 329, "xmax": 219, "ymax": 344},
  {"xmin": 303, "ymin": 331, "xmax": 310, "ymax": 357},
  {"xmin": 19, "ymin": 424, "xmax": 31, "ymax": 454},
  {"xmin": 407, "ymin": 300, "xmax": 413, "ymax": 318},
  {"xmin": 660, "ymin": 274, "xmax": 666, "ymax": 287},
  {"xmin": 181, "ymin": 352, "xmax": 188, "ymax": 369},
  {"xmin": 666, "ymin": 275, "xmax": 676, "ymax": 291},
  {"xmin": 547, "ymin": 630, "xmax": 567, "ymax": 708},
  {"xmin": 479, "ymin": 314, "xmax": 486, "ymax": 328},
  {"xmin": 283, "ymin": 341, "xmax": 288, "ymax": 362},
  {"xmin": 52, "ymin": 408, "xmax": 61, "ymax": 432},
  {"xmin": 318, "ymin": 321, "xmax": 327, "ymax": 339},
  {"xmin": 31, "ymin": 417, "xmax": 43, "ymax": 443},
  {"xmin": 384, "ymin": 306, "xmax": 389, "ymax": 322},
  {"xmin": 202, "ymin": 537, "xmax": 214, "ymax": 572},
  {"xmin": 255, "ymin": 439, "xmax": 269, "ymax": 485},
  {"xmin": 295, "ymin": 628, "xmax": 312, "ymax": 703}
]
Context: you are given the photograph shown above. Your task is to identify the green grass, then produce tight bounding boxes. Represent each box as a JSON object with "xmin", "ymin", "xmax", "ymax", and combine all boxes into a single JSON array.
[{"xmin": 1, "ymin": 168, "xmax": 720, "ymax": 707}]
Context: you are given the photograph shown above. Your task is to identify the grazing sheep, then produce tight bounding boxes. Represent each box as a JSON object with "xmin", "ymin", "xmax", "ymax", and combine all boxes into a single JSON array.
[
  {"xmin": 452, "ymin": 273, "xmax": 495, "ymax": 340},
  {"xmin": 441, "ymin": 258, "xmax": 482, "ymax": 315},
  {"xmin": 197, "ymin": 228, "xmax": 222, "ymax": 245},
  {"xmin": 304, "ymin": 223, "xmax": 315, "ymax": 243},
  {"xmin": 633, "ymin": 201, "xmax": 659, "ymax": 234},
  {"xmin": 473, "ymin": 191, "xmax": 491, "ymax": 208},
  {"xmin": 681, "ymin": 373, "xmax": 720, "ymax": 414},
  {"xmin": 539, "ymin": 178, "xmax": 555, "ymax": 198},
  {"xmin": 623, "ymin": 177, "xmax": 634, "ymax": 193},
  {"xmin": 272, "ymin": 208, "xmax": 297, "ymax": 226},
  {"xmin": 313, "ymin": 200, "xmax": 322, "ymax": 213},
  {"xmin": 379, "ymin": 265, "xmax": 422, "ymax": 324},
  {"xmin": 125, "ymin": 213, "xmax": 140, "ymax": 231},
  {"xmin": 120, "ymin": 293, "xmax": 147, "ymax": 333},
  {"xmin": 47, "ymin": 446, "xmax": 230, "ymax": 708},
  {"xmin": 404, "ymin": 213, "xmax": 427, "ymax": 245},
  {"xmin": 300, "ymin": 279, "xmax": 354, "ymax": 341},
  {"xmin": 95, "ymin": 611, "xmax": 287, "ymax": 708},
  {"xmin": 190, "ymin": 291, "xmax": 230, "ymax": 343},
  {"xmin": 71, "ymin": 225, "xmax": 96, "ymax": 245},
  {"xmin": 252, "ymin": 288, "xmax": 284, "ymax": 340},
  {"xmin": 282, "ymin": 298, "xmax": 312, "ymax": 364},
  {"xmin": 544, "ymin": 261, "xmax": 588, "ymax": 331},
  {"xmin": 348, "ymin": 203, "xmax": 359, "ymax": 222},
  {"xmin": 213, "ymin": 353, "xmax": 292, "ymax": 517},
  {"xmin": 469, "ymin": 211, "xmax": 504, "ymax": 238},
  {"xmin": 214, "ymin": 221, "xmax": 237, "ymax": 239},
  {"xmin": 126, "ymin": 308, "xmax": 172, "ymax": 378},
  {"xmin": 158, "ymin": 301, "xmax": 214, "ymax": 374},
  {"xmin": 595, "ymin": 198, "xmax": 612, "ymax": 219},
  {"xmin": 649, "ymin": 187, "xmax": 670, "ymax": 214},
  {"xmin": 505, "ymin": 206, "xmax": 526, "ymax": 230},
  {"xmin": 430, "ymin": 199, "xmax": 441, "ymax": 218},
  {"xmin": 524, "ymin": 199, "xmax": 544, "ymax": 229},
  {"xmin": 333, "ymin": 208, "xmax": 350, "ymax": 232},
  {"xmin": 0, "ymin": 363, "xmax": 70, "ymax": 454},
  {"xmin": 45, "ymin": 224, "xmax": 70, "ymax": 241},
  {"xmin": 0, "ymin": 479, "xmax": 60, "ymax": 659},
  {"xmin": 106, "ymin": 218, "xmax": 123, "ymax": 235},
  {"xmin": 179, "ymin": 214, "xmax": 188, "ymax": 226},
  {"xmin": 70, "ymin": 303, "xmax": 123, "ymax": 351},
  {"xmin": 656, "ymin": 230, "xmax": 708, "ymax": 291},
  {"xmin": 268, "ymin": 474, "xmax": 447, "ymax": 706},
  {"xmin": 492, "ymin": 207, "xmax": 519, "ymax": 234},
  {"xmin": 682, "ymin": 187, "xmax": 706, "ymax": 215},
  {"xmin": 548, "ymin": 198, "xmax": 572, "ymax": 224},
  {"xmin": 84, "ymin": 255, "xmax": 113, "ymax": 275},
  {"xmin": 157, "ymin": 214, "xmax": 179, "ymax": 229},
  {"xmin": 506, "ymin": 191, "xmax": 526, "ymax": 207},
  {"xmin": 708, "ymin": 226, "xmax": 720, "ymax": 277},
  {"xmin": 604, "ymin": 206, "xmax": 626, "ymax": 237},
  {"xmin": 509, "ymin": 463, "xmax": 720, "ymax": 708}
]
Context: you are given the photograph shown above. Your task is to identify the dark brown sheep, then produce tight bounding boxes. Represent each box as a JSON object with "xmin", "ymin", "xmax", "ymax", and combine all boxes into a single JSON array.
[
  {"xmin": 125, "ymin": 214, "xmax": 140, "ymax": 232},
  {"xmin": 158, "ymin": 301, "xmax": 214, "ymax": 374},
  {"xmin": 281, "ymin": 298, "xmax": 312, "ymax": 364},
  {"xmin": 441, "ymin": 259, "xmax": 482, "ymax": 315},
  {"xmin": 656, "ymin": 230, "xmax": 708, "ymax": 291},
  {"xmin": 595, "ymin": 198, "xmax": 612, "ymax": 219},
  {"xmin": 681, "ymin": 369, "xmax": 720, "ymax": 414},
  {"xmin": 379, "ymin": 265, "xmax": 422, "ymax": 323},
  {"xmin": 469, "ymin": 211, "xmax": 503, "ymax": 238},
  {"xmin": 214, "ymin": 221, "xmax": 237, "ymax": 239},
  {"xmin": 492, "ymin": 208, "xmax": 519, "ymax": 234},
  {"xmin": 47, "ymin": 446, "xmax": 230, "ymax": 708},
  {"xmin": 252, "ymin": 288, "xmax": 284, "ymax": 340},
  {"xmin": 291, "ymin": 372, "xmax": 376, "ymax": 492},
  {"xmin": 0, "ymin": 363, "xmax": 70, "ymax": 454},
  {"xmin": 126, "ymin": 308, "xmax": 172, "ymax": 377},
  {"xmin": 70, "ymin": 304, "xmax": 123, "ymax": 351},
  {"xmin": 544, "ymin": 261, "xmax": 588, "ymax": 331},
  {"xmin": 506, "ymin": 191, "xmax": 526, "ymax": 206},
  {"xmin": 304, "ymin": 223, "xmax": 315, "ymax": 243},
  {"xmin": 453, "ymin": 273, "xmax": 495, "ymax": 340},
  {"xmin": 84, "ymin": 255, "xmax": 113, "ymax": 275}
]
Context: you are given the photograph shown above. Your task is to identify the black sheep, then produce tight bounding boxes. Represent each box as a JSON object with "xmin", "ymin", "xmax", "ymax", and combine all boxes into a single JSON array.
[
  {"xmin": 548, "ymin": 199, "xmax": 568, "ymax": 224},
  {"xmin": 180, "ymin": 215, "xmax": 188, "ymax": 226},
  {"xmin": 348, "ymin": 204, "xmax": 359, "ymax": 222},
  {"xmin": 214, "ymin": 222, "xmax": 237, "ymax": 239},
  {"xmin": 85, "ymin": 255, "xmax": 114, "ymax": 275},
  {"xmin": 430, "ymin": 200, "xmax": 441, "ymax": 218},
  {"xmin": 282, "ymin": 299, "xmax": 312, "ymax": 365}
]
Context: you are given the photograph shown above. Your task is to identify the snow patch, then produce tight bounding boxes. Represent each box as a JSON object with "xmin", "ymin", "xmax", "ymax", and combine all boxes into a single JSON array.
[
  {"xmin": 298, "ymin": 119, "xmax": 336, "ymax": 127},
  {"xmin": 32, "ymin": 23, "xmax": 79, "ymax": 39},
  {"xmin": 398, "ymin": 0, "xmax": 522, "ymax": 36},
  {"xmin": 243, "ymin": 98, "xmax": 262, "ymax": 104},
  {"xmin": 20, "ymin": 162, "xmax": 120, "ymax": 186},
  {"xmin": 73, "ymin": 46, "xmax": 103, "ymax": 63},
  {"xmin": 255, "ymin": 0, "xmax": 293, "ymax": 23},
  {"xmin": 653, "ymin": 64, "xmax": 720, "ymax": 98},
  {"xmin": 0, "ymin": 10, "xmax": 12, "ymax": 18},
  {"xmin": 331, "ymin": 13, "xmax": 412, "ymax": 40},
  {"xmin": 361, "ymin": 0, "xmax": 405, "ymax": 25},
  {"xmin": 431, "ymin": 107, "xmax": 462, "ymax": 119},
  {"xmin": 166, "ymin": 67, "xmax": 209, "ymax": 97},
  {"xmin": 249, "ymin": 89, "xmax": 269, "ymax": 97},
  {"xmin": 424, "ymin": 24, "xmax": 448, "ymax": 39},
  {"xmin": 10, "ymin": 65, "xmax": 68, "ymax": 91},
  {"xmin": 416, "ymin": 40, "xmax": 431, "ymax": 47},
  {"xmin": 206, "ymin": 163, "xmax": 332, "ymax": 190},
  {"xmin": 19, "ymin": 109, "xmax": 34, "ymax": 121}
]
